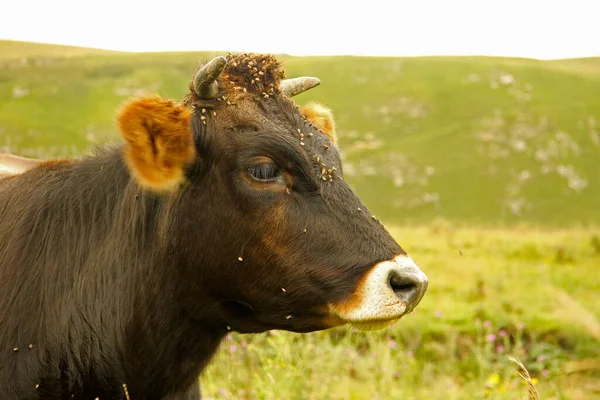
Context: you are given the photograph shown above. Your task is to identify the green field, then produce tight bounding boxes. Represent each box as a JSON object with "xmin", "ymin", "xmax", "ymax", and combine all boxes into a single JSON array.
[
  {"xmin": 1, "ymin": 41, "xmax": 599, "ymax": 399},
  {"xmin": 1, "ymin": 40, "xmax": 599, "ymax": 227}
]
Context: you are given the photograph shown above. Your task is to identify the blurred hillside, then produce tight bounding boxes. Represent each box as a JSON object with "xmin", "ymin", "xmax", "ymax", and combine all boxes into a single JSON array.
[{"xmin": 1, "ymin": 40, "xmax": 599, "ymax": 227}]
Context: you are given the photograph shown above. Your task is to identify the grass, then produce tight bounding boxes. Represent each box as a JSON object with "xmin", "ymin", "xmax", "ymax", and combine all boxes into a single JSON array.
[
  {"xmin": 201, "ymin": 226, "xmax": 600, "ymax": 399},
  {"xmin": 1, "ymin": 41, "xmax": 599, "ymax": 398},
  {"xmin": 1, "ymin": 40, "xmax": 599, "ymax": 227}
]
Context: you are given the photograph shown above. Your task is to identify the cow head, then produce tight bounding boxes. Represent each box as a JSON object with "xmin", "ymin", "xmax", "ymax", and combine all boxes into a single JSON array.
[{"xmin": 118, "ymin": 54, "xmax": 427, "ymax": 334}]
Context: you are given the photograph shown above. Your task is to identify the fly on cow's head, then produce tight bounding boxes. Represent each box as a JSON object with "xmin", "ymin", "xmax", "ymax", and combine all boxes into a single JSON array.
[{"xmin": 117, "ymin": 53, "xmax": 428, "ymax": 334}]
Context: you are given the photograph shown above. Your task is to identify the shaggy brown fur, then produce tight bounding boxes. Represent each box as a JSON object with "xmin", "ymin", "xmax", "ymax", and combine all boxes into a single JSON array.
[{"xmin": 221, "ymin": 53, "xmax": 285, "ymax": 96}]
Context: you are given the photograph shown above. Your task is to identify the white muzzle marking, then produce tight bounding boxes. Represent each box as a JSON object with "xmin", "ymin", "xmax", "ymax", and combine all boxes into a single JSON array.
[{"xmin": 329, "ymin": 255, "xmax": 428, "ymax": 329}]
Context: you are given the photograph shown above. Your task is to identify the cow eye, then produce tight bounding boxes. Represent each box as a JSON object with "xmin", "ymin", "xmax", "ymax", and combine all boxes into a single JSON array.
[{"xmin": 247, "ymin": 162, "xmax": 281, "ymax": 182}]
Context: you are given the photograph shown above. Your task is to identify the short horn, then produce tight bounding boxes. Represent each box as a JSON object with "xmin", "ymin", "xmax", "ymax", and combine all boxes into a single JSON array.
[
  {"xmin": 193, "ymin": 56, "xmax": 227, "ymax": 99},
  {"xmin": 280, "ymin": 77, "xmax": 321, "ymax": 97}
]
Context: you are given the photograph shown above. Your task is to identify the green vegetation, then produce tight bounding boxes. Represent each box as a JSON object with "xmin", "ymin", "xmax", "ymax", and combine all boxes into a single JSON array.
[
  {"xmin": 1, "ymin": 40, "xmax": 599, "ymax": 227},
  {"xmin": 1, "ymin": 41, "xmax": 599, "ymax": 398},
  {"xmin": 201, "ymin": 226, "xmax": 600, "ymax": 399}
]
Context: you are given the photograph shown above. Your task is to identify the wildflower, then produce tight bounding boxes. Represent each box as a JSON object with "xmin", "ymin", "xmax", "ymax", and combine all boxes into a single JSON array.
[
  {"xmin": 388, "ymin": 340, "xmax": 397, "ymax": 349},
  {"xmin": 487, "ymin": 334, "xmax": 496, "ymax": 342},
  {"xmin": 498, "ymin": 329, "xmax": 507, "ymax": 337},
  {"xmin": 483, "ymin": 320, "xmax": 492, "ymax": 328},
  {"xmin": 541, "ymin": 369, "xmax": 549, "ymax": 377},
  {"xmin": 229, "ymin": 344, "xmax": 238, "ymax": 353},
  {"xmin": 485, "ymin": 373, "xmax": 500, "ymax": 388},
  {"xmin": 435, "ymin": 310, "xmax": 443, "ymax": 318},
  {"xmin": 241, "ymin": 340, "xmax": 248, "ymax": 349},
  {"xmin": 496, "ymin": 344, "xmax": 504, "ymax": 354},
  {"xmin": 536, "ymin": 355, "xmax": 546, "ymax": 362},
  {"xmin": 407, "ymin": 351, "xmax": 414, "ymax": 358},
  {"xmin": 517, "ymin": 322, "xmax": 525, "ymax": 330}
]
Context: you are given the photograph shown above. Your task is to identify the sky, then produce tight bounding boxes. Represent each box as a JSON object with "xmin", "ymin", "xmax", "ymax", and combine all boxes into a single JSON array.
[{"xmin": 1, "ymin": 0, "xmax": 599, "ymax": 60}]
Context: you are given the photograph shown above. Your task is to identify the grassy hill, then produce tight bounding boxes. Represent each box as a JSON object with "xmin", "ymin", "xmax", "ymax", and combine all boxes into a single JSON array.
[{"xmin": 1, "ymin": 40, "xmax": 599, "ymax": 227}]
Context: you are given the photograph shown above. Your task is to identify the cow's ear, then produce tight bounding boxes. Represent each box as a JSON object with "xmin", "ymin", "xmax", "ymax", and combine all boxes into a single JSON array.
[
  {"xmin": 117, "ymin": 96, "xmax": 196, "ymax": 192},
  {"xmin": 300, "ymin": 102, "xmax": 336, "ymax": 143}
]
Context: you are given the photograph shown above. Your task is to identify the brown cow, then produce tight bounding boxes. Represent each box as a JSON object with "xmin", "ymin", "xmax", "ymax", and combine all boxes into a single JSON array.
[{"xmin": 0, "ymin": 53, "xmax": 427, "ymax": 399}]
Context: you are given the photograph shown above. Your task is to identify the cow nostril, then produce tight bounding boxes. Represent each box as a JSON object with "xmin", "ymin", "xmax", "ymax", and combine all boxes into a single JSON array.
[
  {"xmin": 389, "ymin": 275, "xmax": 417, "ymax": 295},
  {"xmin": 388, "ymin": 271, "xmax": 424, "ymax": 308}
]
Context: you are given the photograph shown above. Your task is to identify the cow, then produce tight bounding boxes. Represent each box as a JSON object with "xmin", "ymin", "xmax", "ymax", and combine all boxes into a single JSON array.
[{"xmin": 0, "ymin": 53, "xmax": 428, "ymax": 399}]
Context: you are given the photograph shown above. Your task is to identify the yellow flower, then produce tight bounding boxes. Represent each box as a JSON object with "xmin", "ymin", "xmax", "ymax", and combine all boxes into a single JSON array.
[
  {"xmin": 485, "ymin": 373, "xmax": 500, "ymax": 388},
  {"xmin": 531, "ymin": 378, "xmax": 539, "ymax": 385}
]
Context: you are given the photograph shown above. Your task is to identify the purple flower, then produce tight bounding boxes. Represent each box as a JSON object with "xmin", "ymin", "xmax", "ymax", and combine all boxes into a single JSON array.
[
  {"xmin": 483, "ymin": 320, "xmax": 492, "ymax": 328},
  {"xmin": 541, "ymin": 369, "xmax": 549, "ymax": 377},
  {"xmin": 536, "ymin": 355, "xmax": 546, "ymax": 362},
  {"xmin": 225, "ymin": 333, "xmax": 232, "ymax": 341},
  {"xmin": 498, "ymin": 329, "xmax": 507, "ymax": 337},
  {"xmin": 487, "ymin": 334, "xmax": 497, "ymax": 342},
  {"xmin": 229, "ymin": 344, "xmax": 238, "ymax": 353},
  {"xmin": 241, "ymin": 340, "xmax": 248, "ymax": 349},
  {"xmin": 388, "ymin": 340, "xmax": 397, "ymax": 349},
  {"xmin": 496, "ymin": 344, "xmax": 504, "ymax": 354}
]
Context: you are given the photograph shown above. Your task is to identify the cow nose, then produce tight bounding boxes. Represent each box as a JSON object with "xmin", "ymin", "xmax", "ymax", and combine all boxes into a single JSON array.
[
  {"xmin": 389, "ymin": 269, "xmax": 428, "ymax": 312},
  {"xmin": 327, "ymin": 255, "xmax": 428, "ymax": 328}
]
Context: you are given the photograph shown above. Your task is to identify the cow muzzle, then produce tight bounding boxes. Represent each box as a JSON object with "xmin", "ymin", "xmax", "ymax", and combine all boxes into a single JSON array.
[{"xmin": 328, "ymin": 255, "xmax": 428, "ymax": 330}]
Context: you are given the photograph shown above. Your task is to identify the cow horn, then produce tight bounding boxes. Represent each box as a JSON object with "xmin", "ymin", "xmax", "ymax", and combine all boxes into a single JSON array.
[
  {"xmin": 280, "ymin": 77, "xmax": 321, "ymax": 97},
  {"xmin": 193, "ymin": 56, "xmax": 227, "ymax": 99}
]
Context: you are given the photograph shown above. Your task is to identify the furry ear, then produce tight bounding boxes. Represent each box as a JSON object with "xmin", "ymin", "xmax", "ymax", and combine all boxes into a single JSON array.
[
  {"xmin": 117, "ymin": 96, "xmax": 196, "ymax": 192},
  {"xmin": 300, "ymin": 102, "xmax": 336, "ymax": 143}
]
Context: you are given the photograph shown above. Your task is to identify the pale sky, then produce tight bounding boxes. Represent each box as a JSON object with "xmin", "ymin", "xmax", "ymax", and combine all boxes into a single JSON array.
[{"xmin": 1, "ymin": 0, "xmax": 599, "ymax": 59}]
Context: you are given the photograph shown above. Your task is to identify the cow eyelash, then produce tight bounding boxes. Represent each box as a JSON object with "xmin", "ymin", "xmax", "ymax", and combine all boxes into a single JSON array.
[{"xmin": 247, "ymin": 163, "xmax": 282, "ymax": 182}]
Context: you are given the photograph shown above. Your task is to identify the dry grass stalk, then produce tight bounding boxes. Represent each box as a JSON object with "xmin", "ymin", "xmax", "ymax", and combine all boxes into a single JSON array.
[
  {"xmin": 555, "ymin": 290, "xmax": 600, "ymax": 341},
  {"xmin": 564, "ymin": 357, "xmax": 600, "ymax": 374},
  {"xmin": 123, "ymin": 383, "xmax": 131, "ymax": 400},
  {"xmin": 507, "ymin": 355, "xmax": 541, "ymax": 400}
]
